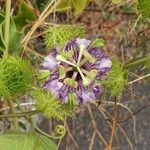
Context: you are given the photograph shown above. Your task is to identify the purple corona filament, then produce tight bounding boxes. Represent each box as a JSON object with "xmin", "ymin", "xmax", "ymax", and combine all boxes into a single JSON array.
[{"xmin": 42, "ymin": 38, "xmax": 112, "ymax": 103}]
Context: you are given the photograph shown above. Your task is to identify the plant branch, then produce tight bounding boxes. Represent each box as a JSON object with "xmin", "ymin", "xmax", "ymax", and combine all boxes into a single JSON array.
[
  {"xmin": 107, "ymin": 97, "xmax": 117, "ymax": 150},
  {"xmin": 4, "ymin": 0, "xmax": 11, "ymax": 58},
  {"xmin": 33, "ymin": 125, "xmax": 65, "ymax": 139},
  {"xmin": 0, "ymin": 110, "xmax": 40, "ymax": 118},
  {"xmin": 128, "ymin": 74, "xmax": 150, "ymax": 84}
]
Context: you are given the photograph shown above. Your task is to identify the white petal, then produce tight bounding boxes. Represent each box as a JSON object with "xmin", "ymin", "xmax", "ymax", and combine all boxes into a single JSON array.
[
  {"xmin": 82, "ymin": 91, "xmax": 95, "ymax": 102},
  {"xmin": 75, "ymin": 38, "xmax": 91, "ymax": 49},
  {"xmin": 99, "ymin": 57, "xmax": 112, "ymax": 69},
  {"xmin": 42, "ymin": 54, "xmax": 58, "ymax": 70}
]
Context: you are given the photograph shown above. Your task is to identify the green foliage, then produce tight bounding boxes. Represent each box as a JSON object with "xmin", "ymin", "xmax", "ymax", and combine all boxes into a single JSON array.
[
  {"xmin": 13, "ymin": 0, "xmax": 37, "ymax": 30},
  {"xmin": 102, "ymin": 59, "xmax": 128, "ymax": 97},
  {"xmin": 2, "ymin": 18, "xmax": 23, "ymax": 54},
  {"xmin": 137, "ymin": 0, "xmax": 150, "ymax": 19},
  {"xmin": 36, "ymin": 0, "xmax": 90, "ymax": 15},
  {"xmin": 45, "ymin": 25, "xmax": 86, "ymax": 49},
  {"xmin": 0, "ymin": 0, "xmax": 37, "ymax": 56},
  {"xmin": 0, "ymin": 133, "xmax": 56, "ymax": 150},
  {"xmin": 0, "ymin": 56, "xmax": 33, "ymax": 98},
  {"xmin": 32, "ymin": 89, "xmax": 74, "ymax": 120},
  {"xmin": 0, "ymin": 14, "xmax": 23, "ymax": 55}
]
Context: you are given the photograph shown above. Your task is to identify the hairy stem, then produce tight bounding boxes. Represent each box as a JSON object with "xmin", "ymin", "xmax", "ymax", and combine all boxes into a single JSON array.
[{"xmin": 4, "ymin": 0, "xmax": 11, "ymax": 58}]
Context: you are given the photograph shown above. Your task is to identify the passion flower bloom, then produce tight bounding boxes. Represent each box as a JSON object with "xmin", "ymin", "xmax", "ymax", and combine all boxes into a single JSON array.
[{"xmin": 42, "ymin": 38, "xmax": 112, "ymax": 103}]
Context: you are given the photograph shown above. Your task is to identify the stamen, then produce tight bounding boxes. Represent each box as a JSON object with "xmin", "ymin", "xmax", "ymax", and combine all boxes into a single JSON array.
[
  {"xmin": 77, "ymin": 66, "xmax": 90, "ymax": 86},
  {"xmin": 81, "ymin": 68, "xmax": 88, "ymax": 75},
  {"xmin": 72, "ymin": 71, "xmax": 78, "ymax": 80},
  {"xmin": 83, "ymin": 51, "xmax": 96, "ymax": 63},
  {"xmin": 80, "ymin": 58, "xmax": 87, "ymax": 66},
  {"xmin": 77, "ymin": 45, "xmax": 85, "ymax": 65},
  {"xmin": 56, "ymin": 55, "xmax": 76, "ymax": 67}
]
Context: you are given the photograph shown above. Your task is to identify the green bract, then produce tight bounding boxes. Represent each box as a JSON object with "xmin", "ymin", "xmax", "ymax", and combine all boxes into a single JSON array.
[
  {"xmin": 32, "ymin": 89, "xmax": 74, "ymax": 120},
  {"xmin": 101, "ymin": 59, "xmax": 128, "ymax": 97},
  {"xmin": 0, "ymin": 56, "xmax": 33, "ymax": 98},
  {"xmin": 45, "ymin": 25, "xmax": 86, "ymax": 49}
]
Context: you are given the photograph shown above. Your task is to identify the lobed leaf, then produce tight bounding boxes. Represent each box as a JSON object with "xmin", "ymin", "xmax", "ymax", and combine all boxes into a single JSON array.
[{"xmin": 0, "ymin": 133, "xmax": 56, "ymax": 150}]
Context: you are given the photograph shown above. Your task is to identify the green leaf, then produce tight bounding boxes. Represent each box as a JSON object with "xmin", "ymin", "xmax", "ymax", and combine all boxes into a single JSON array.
[
  {"xmin": 13, "ymin": 0, "xmax": 37, "ymax": 30},
  {"xmin": 1, "ymin": 18, "xmax": 24, "ymax": 55},
  {"xmin": 0, "ymin": 133, "xmax": 56, "ymax": 150},
  {"xmin": 91, "ymin": 39, "xmax": 105, "ymax": 48},
  {"xmin": 38, "ymin": 0, "xmax": 89, "ymax": 15}
]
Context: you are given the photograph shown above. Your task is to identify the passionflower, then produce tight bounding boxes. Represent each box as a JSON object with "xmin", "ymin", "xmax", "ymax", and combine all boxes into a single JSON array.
[{"xmin": 42, "ymin": 38, "xmax": 112, "ymax": 103}]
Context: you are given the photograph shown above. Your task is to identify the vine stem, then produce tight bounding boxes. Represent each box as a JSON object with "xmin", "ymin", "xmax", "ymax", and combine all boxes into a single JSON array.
[
  {"xmin": 4, "ymin": 0, "xmax": 19, "ymax": 132},
  {"xmin": 4, "ymin": 0, "xmax": 11, "ymax": 58},
  {"xmin": 0, "ymin": 110, "xmax": 40, "ymax": 118},
  {"xmin": 7, "ymin": 99, "xmax": 19, "ymax": 132},
  {"xmin": 33, "ymin": 125, "xmax": 65, "ymax": 139}
]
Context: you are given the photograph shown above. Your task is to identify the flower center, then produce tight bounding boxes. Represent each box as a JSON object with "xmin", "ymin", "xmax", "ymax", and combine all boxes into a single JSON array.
[{"xmin": 56, "ymin": 48, "xmax": 97, "ymax": 88}]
